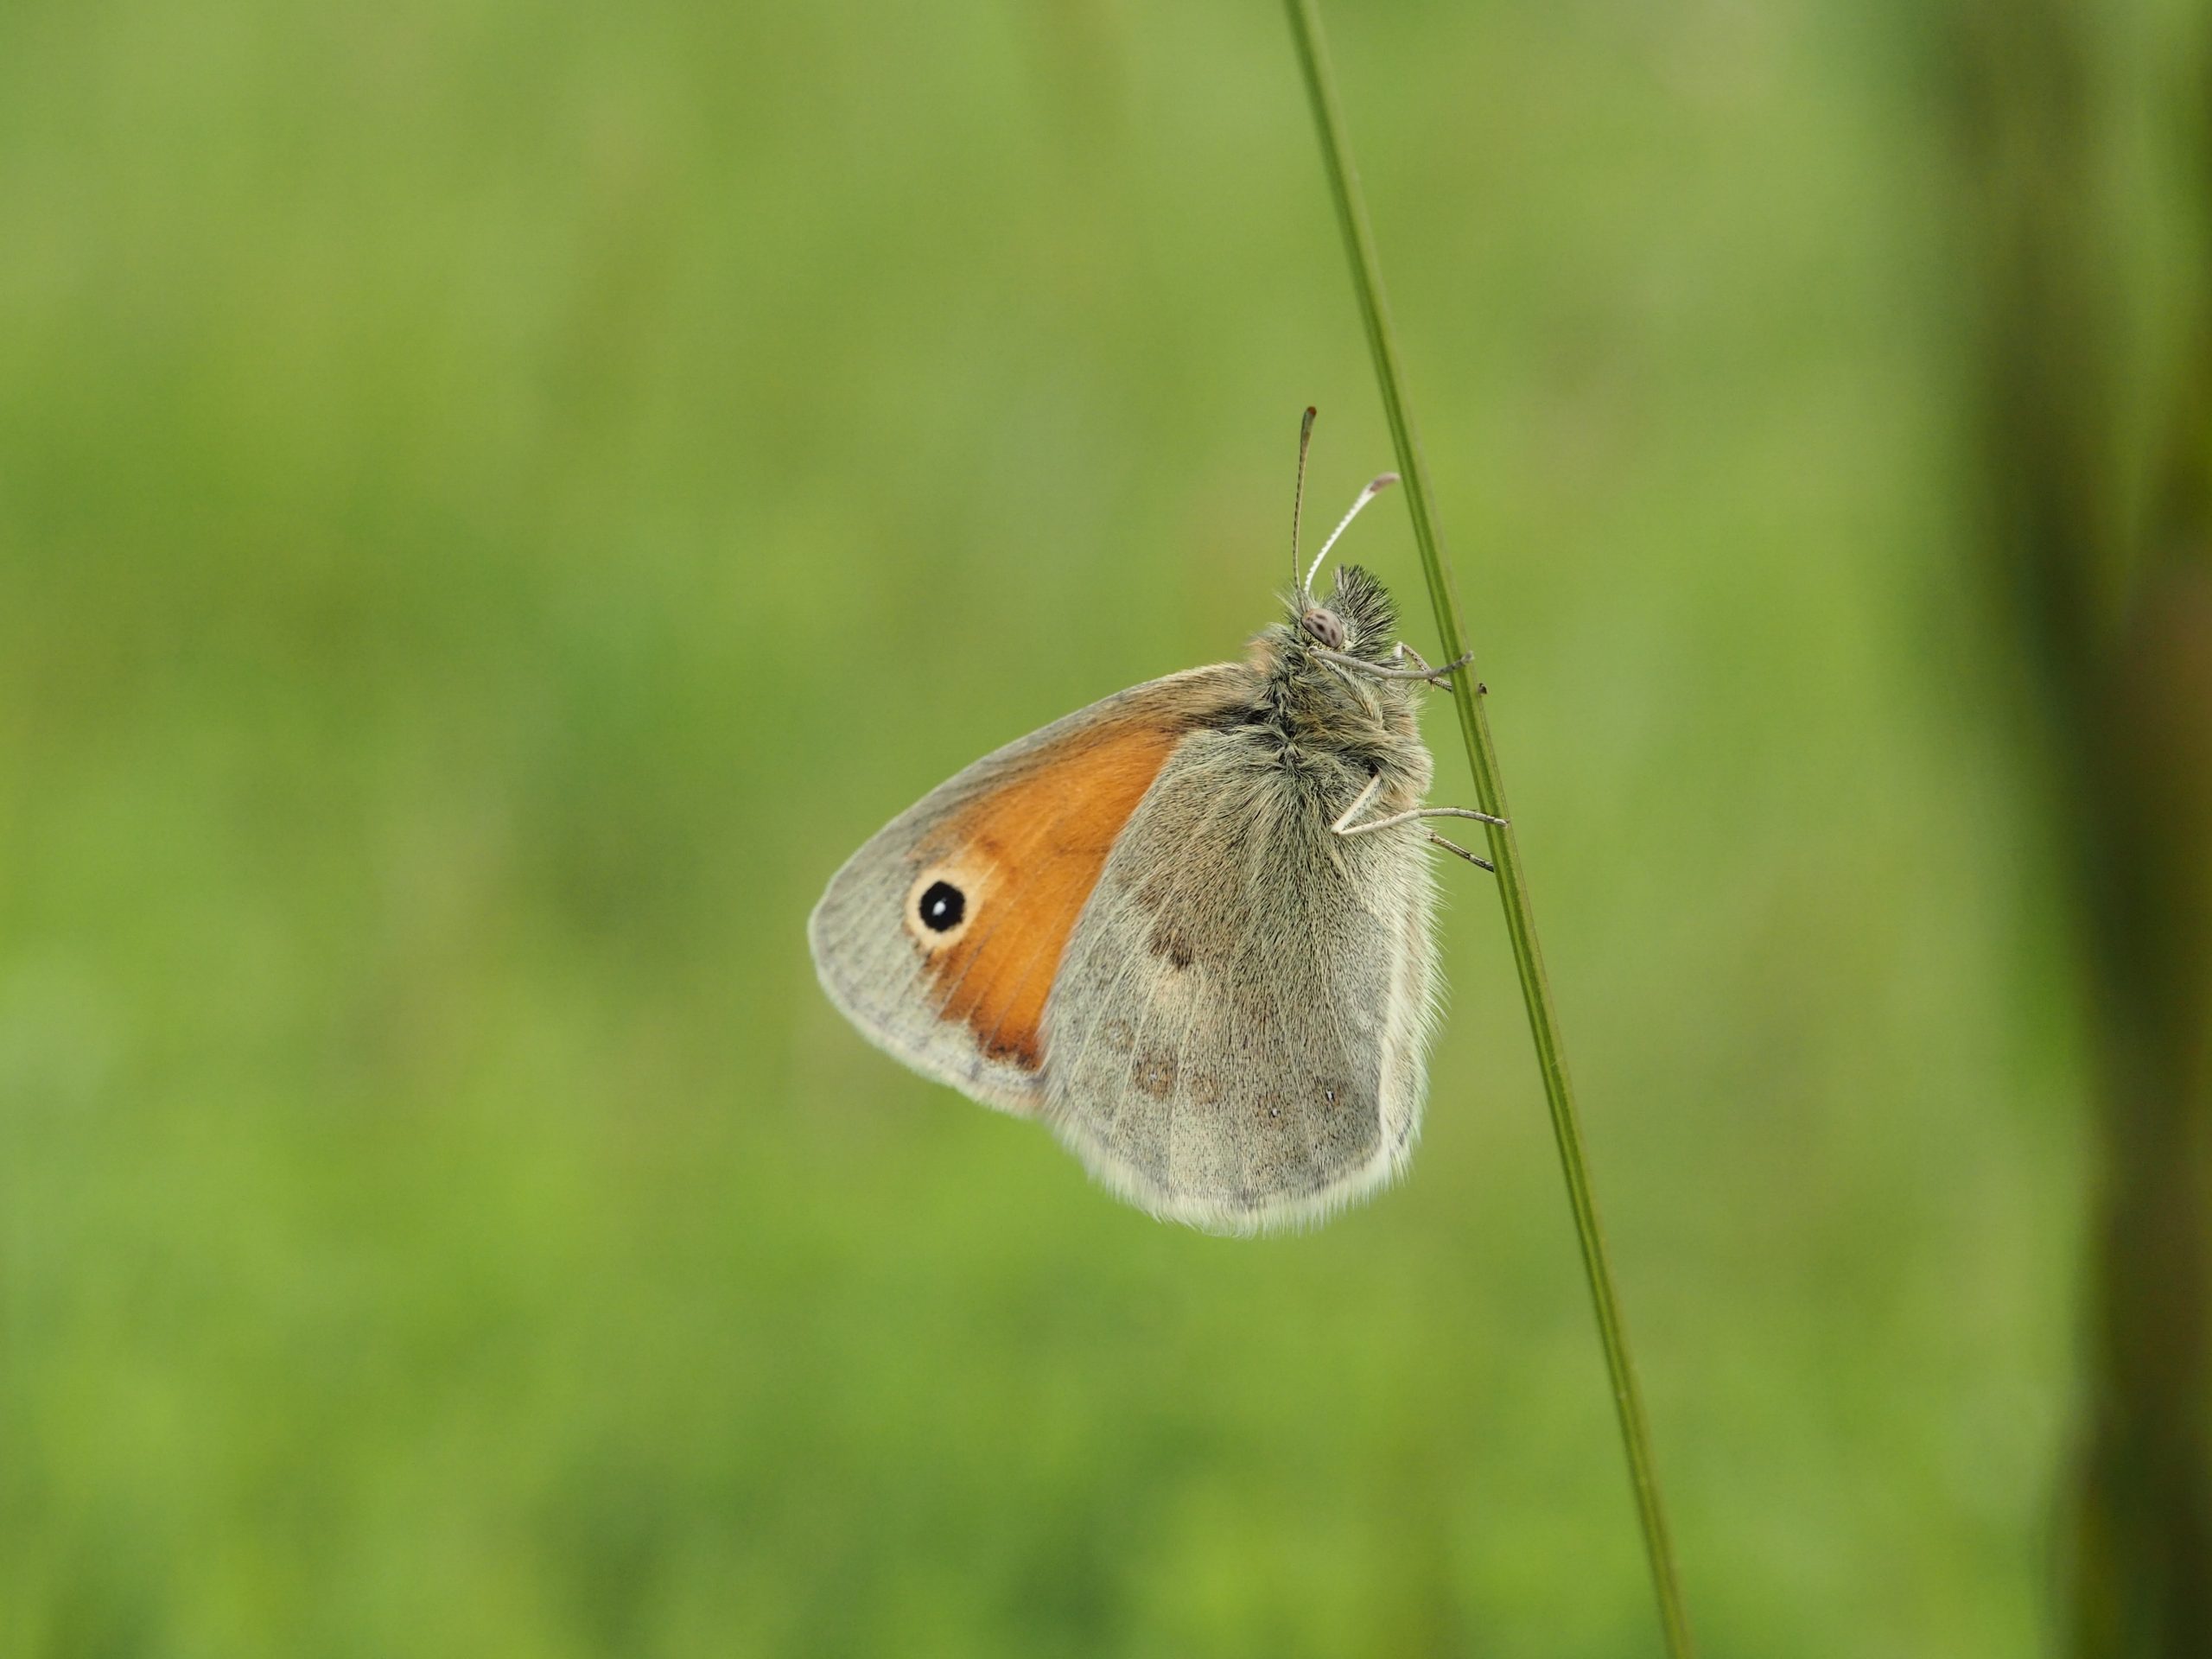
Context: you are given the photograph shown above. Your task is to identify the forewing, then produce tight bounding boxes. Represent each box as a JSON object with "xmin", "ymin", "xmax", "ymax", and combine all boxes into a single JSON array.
[{"xmin": 808, "ymin": 665, "xmax": 1256, "ymax": 1114}]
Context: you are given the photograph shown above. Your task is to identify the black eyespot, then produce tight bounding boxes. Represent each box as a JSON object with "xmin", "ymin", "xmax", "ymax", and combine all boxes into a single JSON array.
[{"xmin": 917, "ymin": 880, "xmax": 965, "ymax": 932}]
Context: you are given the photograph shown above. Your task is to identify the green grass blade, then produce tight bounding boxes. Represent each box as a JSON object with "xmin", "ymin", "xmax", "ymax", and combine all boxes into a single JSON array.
[{"xmin": 1284, "ymin": 3, "xmax": 1695, "ymax": 1652}]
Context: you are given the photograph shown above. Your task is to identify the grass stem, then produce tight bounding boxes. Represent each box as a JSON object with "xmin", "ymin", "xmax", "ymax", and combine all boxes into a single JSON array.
[{"xmin": 1284, "ymin": 3, "xmax": 1695, "ymax": 1651}]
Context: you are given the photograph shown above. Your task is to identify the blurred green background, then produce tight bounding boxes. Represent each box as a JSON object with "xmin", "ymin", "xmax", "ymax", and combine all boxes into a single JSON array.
[{"xmin": 0, "ymin": 2, "xmax": 2105, "ymax": 1655}]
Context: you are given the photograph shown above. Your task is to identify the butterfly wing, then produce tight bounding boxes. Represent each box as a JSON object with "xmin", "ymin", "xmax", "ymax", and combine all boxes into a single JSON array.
[
  {"xmin": 808, "ymin": 664, "xmax": 1259, "ymax": 1115},
  {"xmin": 1039, "ymin": 727, "xmax": 1440, "ymax": 1233}
]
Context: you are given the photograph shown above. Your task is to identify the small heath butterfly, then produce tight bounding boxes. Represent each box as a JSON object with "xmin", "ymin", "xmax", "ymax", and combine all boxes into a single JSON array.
[{"xmin": 809, "ymin": 411, "xmax": 1501, "ymax": 1233}]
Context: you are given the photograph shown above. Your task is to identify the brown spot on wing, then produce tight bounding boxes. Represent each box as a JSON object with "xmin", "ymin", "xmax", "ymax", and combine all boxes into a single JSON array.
[
  {"xmin": 1147, "ymin": 919, "xmax": 1196, "ymax": 970},
  {"xmin": 917, "ymin": 719, "xmax": 1185, "ymax": 1071}
]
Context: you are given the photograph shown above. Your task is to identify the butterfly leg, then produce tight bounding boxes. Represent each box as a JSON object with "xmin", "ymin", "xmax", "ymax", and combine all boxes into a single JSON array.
[
  {"xmin": 1331, "ymin": 774, "xmax": 1507, "ymax": 874},
  {"xmin": 1422, "ymin": 831, "xmax": 1497, "ymax": 870},
  {"xmin": 1315, "ymin": 645, "xmax": 1475, "ymax": 685}
]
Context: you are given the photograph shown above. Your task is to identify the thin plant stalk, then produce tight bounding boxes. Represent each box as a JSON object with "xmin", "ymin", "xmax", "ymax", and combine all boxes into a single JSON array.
[{"xmin": 1284, "ymin": 3, "xmax": 1695, "ymax": 1652}]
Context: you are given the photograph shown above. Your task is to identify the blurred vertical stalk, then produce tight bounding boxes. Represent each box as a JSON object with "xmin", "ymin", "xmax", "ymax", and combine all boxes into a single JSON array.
[
  {"xmin": 1949, "ymin": 3, "xmax": 2212, "ymax": 1653},
  {"xmin": 1284, "ymin": 3, "xmax": 1694, "ymax": 1654}
]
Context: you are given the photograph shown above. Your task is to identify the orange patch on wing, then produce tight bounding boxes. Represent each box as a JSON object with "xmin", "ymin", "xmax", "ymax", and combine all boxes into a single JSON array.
[{"xmin": 920, "ymin": 721, "xmax": 1183, "ymax": 1071}]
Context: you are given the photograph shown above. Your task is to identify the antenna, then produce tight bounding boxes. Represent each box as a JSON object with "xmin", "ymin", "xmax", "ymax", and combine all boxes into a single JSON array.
[
  {"xmin": 1291, "ymin": 406, "xmax": 1318, "ymax": 601},
  {"xmin": 1305, "ymin": 472, "xmax": 1399, "ymax": 595}
]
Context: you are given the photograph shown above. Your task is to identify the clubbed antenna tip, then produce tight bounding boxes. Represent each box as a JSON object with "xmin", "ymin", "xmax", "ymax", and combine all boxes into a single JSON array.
[{"xmin": 1291, "ymin": 407, "xmax": 1320, "ymax": 598}]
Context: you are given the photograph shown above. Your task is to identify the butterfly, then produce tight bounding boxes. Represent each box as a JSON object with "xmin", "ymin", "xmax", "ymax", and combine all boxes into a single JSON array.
[{"xmin": 809, "ymin": 410, "xmax": 1502, "ymax": 1233}]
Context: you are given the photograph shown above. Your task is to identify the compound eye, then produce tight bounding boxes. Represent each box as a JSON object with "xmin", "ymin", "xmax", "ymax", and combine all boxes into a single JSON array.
[{"xmin": 1300, "ymin": 607, "xmax": 1346, "ymax": 650}]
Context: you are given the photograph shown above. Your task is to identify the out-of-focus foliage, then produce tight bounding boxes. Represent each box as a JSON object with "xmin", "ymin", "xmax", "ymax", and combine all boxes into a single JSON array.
[
  {"xmin": 1948, "ymin": 1, "xmax": 2212, "ymax": 1649},
  {"xmin": 0, "ymin": 3, "xmax": 2084, "ymax": 1656}
]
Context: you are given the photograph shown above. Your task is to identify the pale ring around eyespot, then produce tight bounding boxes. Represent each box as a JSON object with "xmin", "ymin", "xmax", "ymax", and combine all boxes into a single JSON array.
[{"xmin": 902, "ymin": 861, "xmax": 993, "ymax": 952}]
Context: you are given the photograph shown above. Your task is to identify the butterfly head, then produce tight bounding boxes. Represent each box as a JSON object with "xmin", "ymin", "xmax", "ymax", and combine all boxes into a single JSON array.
[{"xmin": 1287, "ymin": 563, "xmax": 1397, "ymax": 660}]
